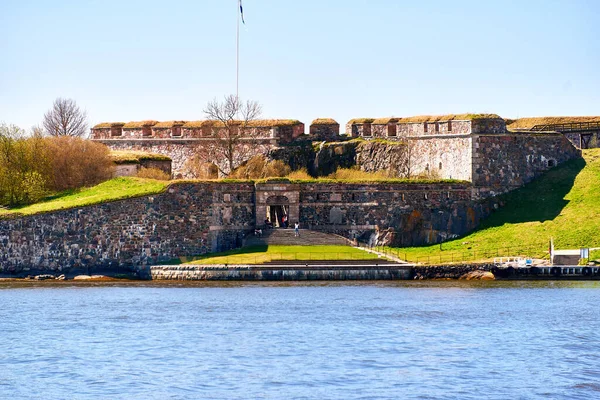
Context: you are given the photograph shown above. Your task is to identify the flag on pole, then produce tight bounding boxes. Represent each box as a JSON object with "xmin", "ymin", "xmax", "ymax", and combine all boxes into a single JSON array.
[{"xmin": 239, "ymin": 0, "xmax": 245, "ymax": 24}]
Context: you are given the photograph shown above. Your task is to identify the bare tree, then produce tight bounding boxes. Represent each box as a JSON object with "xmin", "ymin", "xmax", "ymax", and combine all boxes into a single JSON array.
[
  {"xmin": 43, "ymin": 97, "xmax": 89, "ymax": 137},
  {"xmin": 200, "ymin": 95, "xmax": 262, "ymax": 176}
]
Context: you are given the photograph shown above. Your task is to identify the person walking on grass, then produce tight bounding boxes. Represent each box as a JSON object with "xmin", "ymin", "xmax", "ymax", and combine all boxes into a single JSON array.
[{"xmin": 294, "ymin": 222, "xmax": 300, "ymax": 237}]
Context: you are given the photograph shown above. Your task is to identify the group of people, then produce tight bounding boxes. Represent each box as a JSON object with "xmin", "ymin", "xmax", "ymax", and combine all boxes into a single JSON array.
[{"xmin": 258, "ymin": 216, "xmax": 300, "ymax": 237}]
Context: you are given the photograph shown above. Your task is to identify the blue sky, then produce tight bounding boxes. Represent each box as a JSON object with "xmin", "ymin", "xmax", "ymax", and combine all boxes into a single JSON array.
[{"xmin": 1, "ymin": 0, "xmax": 599, "ymax": 131}]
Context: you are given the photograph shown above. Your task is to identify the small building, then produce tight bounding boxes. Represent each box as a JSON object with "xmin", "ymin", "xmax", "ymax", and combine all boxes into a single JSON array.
[
  {"xmin": 552, "ymin": 249, "xmax": 582, "ymax": 265},
  {"xmin": 371, "ymin": 117, "xmax": 400, "ymax": 138},
  {"xmin": 346, "ymin": 118, "xmax": 374, "ymax": 138},
  {"xmin": 110, "ymin": 151, "xmax": 172, "ymax": 178},
  {"xmin": 309, "ymin": 118, "xmax": 340, "ymax": 141}
]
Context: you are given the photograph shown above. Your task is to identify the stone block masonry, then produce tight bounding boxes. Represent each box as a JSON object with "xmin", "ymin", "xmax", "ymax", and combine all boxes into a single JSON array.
[
  {"xmin": 0, "ymin": 181, "xmax": 495, "ymax": 276},
  {"xmin": 472, "ymin": 133, "xmax": 581, "ymax": 197},
  {"xmin": 0, "ymin": 183, "xmax": 255, "ymax": 277},
  {"xmin": 298, "ymin": 183, "xmax": 493, "ymax": 246}
]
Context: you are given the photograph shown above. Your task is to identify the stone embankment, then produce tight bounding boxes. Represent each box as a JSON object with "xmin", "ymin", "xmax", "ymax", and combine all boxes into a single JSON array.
[
  {"xmin": 412, "ymin": 264, "xmax": 494, "ymax": 280},
  {"xmin": 149, "ymin": 263, "xmax": 496, "ymax": 281},
  {"xmin": 150, "ymin": 265, "xmax": 412, "ymax": 281}
]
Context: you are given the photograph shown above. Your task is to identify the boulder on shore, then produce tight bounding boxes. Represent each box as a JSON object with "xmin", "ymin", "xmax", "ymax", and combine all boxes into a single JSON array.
[{"xmin": 459, "ymin": 270, "xmax": 495, "ymax": 280}]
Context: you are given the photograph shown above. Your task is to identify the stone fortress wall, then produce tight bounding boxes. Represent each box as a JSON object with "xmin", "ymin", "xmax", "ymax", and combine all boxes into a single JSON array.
[
  {"xmin": 0, "ymin": 183, "xmax": 256, "ymax": 277},
  {"xmin": 1, "ymin": 112, "xmax": 587, "ymax": 275},
  {"xmin": 92, "ymin": 114, "xmax": 583, "ymax": 197},
  {"xmin": 0, "ymin": 181, "xmax": 495, "ymax": 276}
]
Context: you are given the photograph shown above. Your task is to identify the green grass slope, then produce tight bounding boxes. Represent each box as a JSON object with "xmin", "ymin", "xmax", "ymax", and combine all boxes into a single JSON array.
[
  {"xmin": 395, "ymin": 149, "xmax": 600, "ymax": 263},
  {"xmin": 186, "ymin": 245, "xmax": 378, "ymax": 265},
  {"xmin": 0, "ymin": 177, "xmax": 169, "ymax": 217}
]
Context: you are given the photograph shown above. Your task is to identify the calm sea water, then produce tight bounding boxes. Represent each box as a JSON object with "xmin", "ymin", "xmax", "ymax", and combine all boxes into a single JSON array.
[{"xmin": 1, "ymin": 281, "xmax": 599, "ymax": 400}]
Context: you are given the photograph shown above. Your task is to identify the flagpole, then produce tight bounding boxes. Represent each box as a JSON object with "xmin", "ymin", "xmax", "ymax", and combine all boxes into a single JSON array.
[{"xmin": 236, "ymin": 0, "xmax": 240, "ymax": 102}]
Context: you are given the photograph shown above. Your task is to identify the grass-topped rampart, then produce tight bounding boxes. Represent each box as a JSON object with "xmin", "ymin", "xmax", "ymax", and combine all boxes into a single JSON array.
[
  {"xmin": 0, "ymin": 177, "xmax": 169, "ymax": 218},
  {"xmin": 392, "ymin": 148, "xmax": 600, "ymax": 263},
  {"xmin": 0, "ymin": 173, "xmax": 465, "ymax": 218}
]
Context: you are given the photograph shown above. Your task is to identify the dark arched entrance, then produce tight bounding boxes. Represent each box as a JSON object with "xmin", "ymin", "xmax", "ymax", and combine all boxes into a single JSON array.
[{"xmin": 266, "ymin": 195, "xmax": 289, "ymax": 228}]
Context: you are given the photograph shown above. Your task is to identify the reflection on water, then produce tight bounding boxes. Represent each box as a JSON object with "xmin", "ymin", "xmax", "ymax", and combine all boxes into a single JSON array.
[{"xmin": 0, "ymin": 281, "xmax": 599, "ymax": 399}]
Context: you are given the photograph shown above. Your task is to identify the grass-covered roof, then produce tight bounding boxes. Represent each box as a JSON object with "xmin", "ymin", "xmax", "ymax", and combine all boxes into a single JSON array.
[
  {"xmin": 372, "ymin": 117, "xmax": 400, "ymax": 125},
  {"xmin": 347, "ymin": 114, "xmax": 502, "ymax": 125},
  {"xmin": 507, "ymin": 116, "xmax": 600, "ymax": 129},
  {"xmin": 398, "ymin": 114, "xmax": 502, "ymax": 123},
  {"xmin": 96, "ymin": 119, "xmax": 303, "ymax": 130},
  {"xmin": 311, "ymin": 118, "xmax": 339, "ymax": 125},
  {"xmin": 110, "ymin": 150, "xmax": 172, "ymax": 164},
  {"xmin": 153, "ymin": 120, "xmax": 187, "ymax": 128},
  {"xmin": 123, "ymin": 120, "xmax": 159, "ymax": 129},
  {"xmin": 348, "ymin": 118, "xmax": 375, "ymax": 124},
  {"xmin": 93, "ymin": 122, "xmax": 125, "ymax": 129}
]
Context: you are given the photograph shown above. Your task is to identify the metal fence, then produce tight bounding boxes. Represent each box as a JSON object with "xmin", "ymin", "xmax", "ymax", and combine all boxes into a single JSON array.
[{"xmin": 356, "ymin": 242, "xmax": 552, "ymax": 265}]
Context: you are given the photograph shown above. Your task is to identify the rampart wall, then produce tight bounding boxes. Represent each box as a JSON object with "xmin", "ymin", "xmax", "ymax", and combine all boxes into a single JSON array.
[
  {"xmin": 297, "ymin": 182, "xmax": 491, "ymax": 246},
  {"xmin": 0, "ymin": 183, "xmax": 255, "ymax": 277},
  {"xmin": 472, "ymin": 133, "xmax": 581, "ymax": 197},
  {"xmin": 0, "ymin": 181, "xmax": 494, "ymax": 276}
]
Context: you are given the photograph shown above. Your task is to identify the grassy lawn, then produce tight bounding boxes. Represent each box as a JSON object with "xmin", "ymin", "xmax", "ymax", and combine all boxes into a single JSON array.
[
  {"xmin": 391, "ymin": 149, "xmax": 600, "ymax": 264},
  {"xmin": 0, "ymin": 177, "xmax": 169, "ymax": 217},
  {"xmin": 185, "ymin": 245, "xmax": 378, "ymax": 265}
]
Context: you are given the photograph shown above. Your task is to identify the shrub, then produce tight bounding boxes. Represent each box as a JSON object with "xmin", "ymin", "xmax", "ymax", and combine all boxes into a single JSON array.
[
  {"xmin": 136, "ymin": 167, "xmax": 171, "ymax": 180},
  {"xmin": 44, "ymin": 136, "xmax": 114, "ymax": 191},
  {"xmin": 286, "ymin": 168, "xmax": 313, "ymax": 180},
  {"xmin": 327, "ymin": 168, "xmax": 391, "ymax": 180},
  {"xmin": 184, "ymin": 155, "xmax": 220, "ymax": 179},
  {"xmin": 0, "ymin": 126, "xmax": 115, "ymax": 207},
  {"xmin": 413, "ymin": 169, "xmax": 441, "ymax": 180},
  {"xmin": 229, "ymin": 155, "xmax": 290, "ymax": 179}
]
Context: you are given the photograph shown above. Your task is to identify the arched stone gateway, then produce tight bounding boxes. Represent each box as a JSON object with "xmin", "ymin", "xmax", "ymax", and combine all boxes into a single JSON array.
[
  {"xmin": 255, "ymin": 182, "xmax": 300, "ymax": 229},
  {"xmin": 266, "ymin": 195, "xmax": 290, "ymax": 228}
]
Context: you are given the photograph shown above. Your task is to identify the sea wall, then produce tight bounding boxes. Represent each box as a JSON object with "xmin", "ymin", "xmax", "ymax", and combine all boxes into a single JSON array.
[
  {"xmin": 0, "ymin": 183, "xmax": 255, "ymax": 277},
  {"xmin": 151, "ymin": 265, "xmax": 412, "ymax": 281}
]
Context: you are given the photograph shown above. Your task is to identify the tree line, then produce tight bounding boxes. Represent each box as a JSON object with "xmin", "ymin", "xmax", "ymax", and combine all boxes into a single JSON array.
[
  {"xmin": 0, "ymin": 124, "xmax": 114, "ymax": 207},
  {"xmin": 0, "ymin": 97, "xmax": 112, "ymax": 207}
]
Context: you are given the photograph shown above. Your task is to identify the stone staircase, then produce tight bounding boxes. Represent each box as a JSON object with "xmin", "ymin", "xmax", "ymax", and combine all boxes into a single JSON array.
[{"xmin": 244, "ymin": 229, "xmax": 351, "ymax": 247}]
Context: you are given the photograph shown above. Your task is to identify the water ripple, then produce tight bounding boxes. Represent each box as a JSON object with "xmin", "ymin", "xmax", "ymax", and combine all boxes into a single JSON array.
[{"xmin": 0, "ymin": 282, "xmax": 599, "ymax": 399}]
